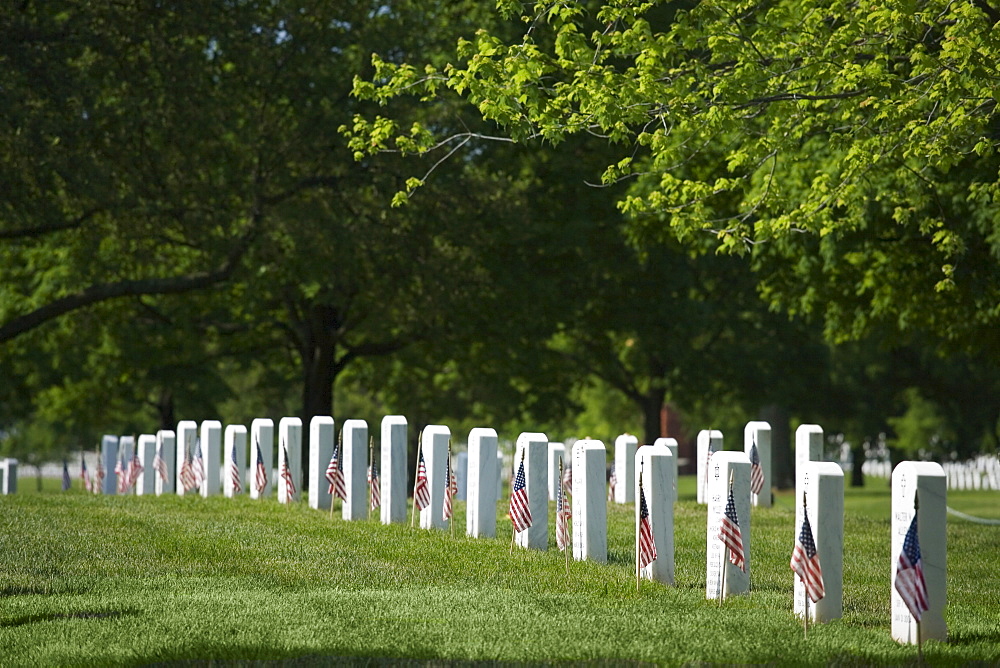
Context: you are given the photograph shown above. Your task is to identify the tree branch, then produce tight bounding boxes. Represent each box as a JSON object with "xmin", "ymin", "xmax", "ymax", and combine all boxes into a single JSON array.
[{"xmin": 0, "ymin": 209, "xmax": 99, "ymax": 240}]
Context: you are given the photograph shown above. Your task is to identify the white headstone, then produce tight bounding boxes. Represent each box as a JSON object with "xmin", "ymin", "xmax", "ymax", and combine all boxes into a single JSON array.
[
  {"xmin": 547, "ymin": 442, "xmax": 566, "ymax": 501},
  {"xmin": 612, "ymin": 434, "xmax": 638, "ymax": 504},
  {"xmin": 496, "ymin": 450, "xmax": 505, "ymax": 502},
  {"xmin": 224, "ymin": 424, "xmax": 247, "ymax": 497},
  {"xmin": 706, "ymin": 451, "xmax": 751, "ymax": 600},
  {"xmin": 249, "ymin": 418, "xmax": 274, "ymax": 499},
  {"xmin": 199, "ymin": 420, "xmax": 222, "ymax": 497},
  {"xmin": 308, "ymin": 416, "xmax": 335, "ymax": 511},
  {"xmin": 277, "ymin": 417, "xmax": 302, "ymax": 504},
  {"xmin": 419, "ymin": 425, "xmax": 450, "ymax": 531},
  {"xmin": 794, "ymin": 462, "xmax": 844, "ymax": 622},
  {"xmin": 175, "ymin": 421, "xmax": 197, "ymax": 496},
  {"xmin": 455, "ymin": 451, "xmax": 468, "ymax": 501},
  {"xmin": 135, "ymin": 434, "xmax": 156, "ymax": 495},
  {"xmin": 514, "ymin": 432, "xmax": 548, "ymax": 550},
  {"xmin": 466, "ymin": 428, "xmax": 498, "ymax": 538},
  {"xmin": 342, "ymin": 419, "xmax": 368, "ymax": 520},
  {"xmin": 380, "ymin": 415, "xmax": 407, "ymax": 524},
  {"xmin": 572, "ymin": 439, "xmax": 608, "ymax": 563},
  {"xmin": 696, "ymin": 430, "xmax": 723, "ymax": 504},
  {"xmin": 652, "ymin": 438, "xmax": 679, "ymax": 497},
  {"xmin": 154, "ymin": 430, "xmax": 176, "ymax": 496},
  {"xmin": 636, "ymin": 443, "xmax": 675, "ymax": 584},
  {"xmin": 891, "ymin": 462, "xmax": 947, "ymax": 644},
  {"xmin": 101, "ymin": 435, "xmax": 119, "ymax": 495},
  {"xmin": 795, "ymin": 424, "xmax": 823, "ymax": 512},
  {"xmin": 0, "ymin": 458, "xmax": 17, "ymax": 494},
  {"xmin": 745, "ymin": 421, "xmax": 772, "ymax": 507}
]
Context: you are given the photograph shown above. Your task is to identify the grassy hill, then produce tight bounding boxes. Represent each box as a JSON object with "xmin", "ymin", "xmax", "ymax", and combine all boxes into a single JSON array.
[{"xmin": 2, "ymin": 475, "xmax": 998, "ymax": 665}]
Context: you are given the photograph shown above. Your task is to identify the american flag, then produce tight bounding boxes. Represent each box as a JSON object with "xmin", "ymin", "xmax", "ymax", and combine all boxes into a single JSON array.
[
  {"xmin": 80, "ymin": 454, "xmax": 92, "ymax": 493},
  {"xmin": 750, "ymin": 440, "xmax": 764, "ymax": 496},
  {"xmin": 894, "ymin": 513, "xmax": 929, "ymax": 621},
  {"xmin": 443, "ymin": 448, "xmax": 457, "ymax": 521},
  {"xmin": 414, "ymin": 450, "xmax": 430, "ymax": 511},
  {"xmin": 115, "ymin": 452, "xmax": 127, "ymax": 494},
  {"xmin": 280, "ymin": 443, "xmax": 296, "ymax": 503},
  {"xmin": 95, "ymin": 451, "xmax": 105, "ymax": 494},
  {"xmin": 153, "ymin": 442, "xmax": 168, "ymax": 483},
  {"xmin": 191, "ymin": 439, "xmax": 205, "ymax": 490},
  {"xmin": 127, "ymin": 451, "xmax": 144, "ymax": 490},
  {"xmin": 61, "ymin": 459, "xmax": 71, "ymax": 491},
  {"xmin": 562, "ymin": 463, "xmax": 572, "ymax": 499},
  {"xmin": 509, "ymin": 459, "xmax": 532, "ymax": 533},
  {"xmin": 179, "ymin": 438, "xmax": 196, "ymax": 492},
  {"xmin": 790, "ymin": 504, "xmax": 825, "ymax": 602},
  {"xmin": 637, "ymin": 473, "xmax": 657, "ymax": 569},
  {"xmin": 608, "ymin": 462, "xmax": 616, "ymax": 501},
  {"xmin": 254, "ymin": 437, "xmax": 267, "ymax": 494},
  {"xmin": 556, "ymin": 460, "xmax": 571, "ymax": 551},
  {"xmin": 368, "ymin": 460, "xmax": 381, "ymax": 510},
  {"xmin": 326, "ymin": 441, "xmax": 345, "ymax": 500},
  {"xmin": 719, "ymin": 484, "xmax": 746, "ymax": 572},
  {"xmin": 229, "ymin": 440, "xmax": 242, "ymax": 494}
]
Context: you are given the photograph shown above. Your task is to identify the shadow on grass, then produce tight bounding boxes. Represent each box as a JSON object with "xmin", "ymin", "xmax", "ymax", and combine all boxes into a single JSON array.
[{"xmin": 0, "ymin": 608, "xmax": 141, "ymax": 628}]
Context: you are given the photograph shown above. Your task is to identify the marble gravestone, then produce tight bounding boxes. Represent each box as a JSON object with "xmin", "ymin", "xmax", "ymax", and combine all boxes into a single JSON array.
[
  {"xmin": 378, "ymin": 415, "xmax": 407, "ymax": 524},
  {"xmin": 696, "ymin": 429, "xmax": 723, "ymax": 505},
  {"xmin": 224, "ymin": 424, "xmax": 247, "ymax": 498},
  {"xmin": 420, "ymin": 425, "xmax": 450, "ymax": 531},
  {"xmin": 706, "ymin": 451, "xmax": 751, "ymax": 600},
  {"xmin": 455, "ymin": 451, "xmax": 468, "ymax": 501},
  {"xmin": 795, "ymin": 424, "xmax": 823, "ymax": 510},
  {"xmin": 277, "ymin": 417, "xmax": 302, "ymax": 504},
  {"xmin": 613, "ymin": 433, "xmax": 639, "ymax": 504},
  {"xmin": 745, "ymin": 421, "xmax": 772, "ymax": 507},
  {"xmin": 547, "ymin": 442, "xmax": 566, "ymax": 501},
  {"xmin": 466, "ymin": 427, "xmax": 498, "ymax": 538},
  {"xmin": 308, "ymin": 416, "xmax": 335, "ymax": 511},
  {"xmin": 0, "ymin": 458, "xmax": 17, "ymax": 494},
  {"xmin": 342, "ymin": 419, "xmax": 368, "ymax": 520},
  {"xmin": 175, "ymin": 421, "xmax": 197, "ymax": 496},
  {"xmin": 250, "ymin": 418, "xmax": 274, "ymax": 499},
  {"xmin": 515, "ymin": 432, "xmax": 548, "ymax": 550},
  {"xmin": 572, "ymin": 439, "xmax": 608, "ymax": 563},
  {"xmin": 199, "ymin": 420, "xmax": 222, "ymax": 497},
  {"xmin": 652, "ymin": 438, "xmax": 679, "ymax": 496},
  {"xmin": 135, "ymin": 434, "xmax": 157, "ymax": 496},
  {"xmin": 636, "ymin": 442, "xmax": 675, "ymax": 584},
  {"xmin": 891, "ymin": 462, "xmax": 947, "ymax": 644},
  {"xmin": 154, "ymin": 430, "xmax": 176, "ymax": 496},
  {"xmin": 101, "ymin": 434, "xmax": 119, "ymax": 495},
  {"xmin": 795, "ymin": 461, "xmax": 844, "ymax": 622}
]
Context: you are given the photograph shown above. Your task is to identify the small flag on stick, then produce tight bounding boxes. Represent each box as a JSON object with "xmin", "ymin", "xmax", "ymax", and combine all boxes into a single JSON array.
[
  {"xmin": 368, "ymin": 458, "xmax": 381, "ymax": 511},
  {"xmin": 556, "ymin": 458, "xmax": 571, "ymax": 552},
  {"xmin": 190, "ymin": 440, "xmax": 205, "ymax": 491},
  {"xmin": 443, "ymin": 444, "xmax": 456, "ymax": 522},
  {"xmin": 719, "ymin": 480, "xmax": 746, "ymax": 573},
  {"xmin": 509, "ymin": 459, "xmax": 532, "ymax": 534},
  {"xmin": 326, "ymin": 440, "xmax": 345, "ymax": 500},
  {"xmin": 254, "ymin": 437, "xmax": 267, "ymax": 495},
  {"xmin": 61, "ymin": 459, "xmax": 71, "ymax": 491},
  {"xmin": 894, "ymin": 503, "xmax": 929, "ymax": 622},
  {"xmin": 80, "ymin": 454, "xmax": 92, "ymax": 493},
  {"xmin": 637, "ymin": 472, "xmax": 657, "ymax": 570},
  {"xmin": 791, "ymin": 496, "xmax": 825, "ymax": 603},
  {"xmin": 280, "ymin": 443, "xmax": 295, "ymax": 503},
  {"xmin": 153, "ymin": 442, "xmax": 168, "ymax": 483},
  {"xmin": 750, "ymin": 439, "xmax": 764, "ymax": 497},
  {"xmin": 229, "ymin": 440, "xmax": 242, "ymax": 494},
  {"xmin": 414, "ymin": 450, "xmax": 430, "ymax": 511},
  {"xmin": 95, "ymin": 450, "xmax": 105, "ymax": 494}
]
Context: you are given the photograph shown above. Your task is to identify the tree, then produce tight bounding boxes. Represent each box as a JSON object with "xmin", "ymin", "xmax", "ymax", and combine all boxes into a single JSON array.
[{"xmin": 347, "ymin": 0, "xmax": 1000, "ymax": 353}]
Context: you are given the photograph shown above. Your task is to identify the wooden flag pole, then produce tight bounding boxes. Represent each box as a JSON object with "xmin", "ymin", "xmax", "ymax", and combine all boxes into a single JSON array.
[
  {"xmin": 803, "ymin": 492, "xmax": 809, "ymax": 639},
  {"xmin": 411, "ymin": 431, "xmax": 422, "ymax": 528}
]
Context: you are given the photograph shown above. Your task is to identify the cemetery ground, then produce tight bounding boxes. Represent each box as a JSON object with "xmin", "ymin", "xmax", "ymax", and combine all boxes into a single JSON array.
[{"xmin": 2, "ymin": 477, "xmax": 999, "ymax": 665}]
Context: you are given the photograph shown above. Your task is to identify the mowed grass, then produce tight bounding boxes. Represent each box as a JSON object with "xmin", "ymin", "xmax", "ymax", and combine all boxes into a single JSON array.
[{"xmin": 2, "ymin": 474, "xmax": 999, "ymax": 665}]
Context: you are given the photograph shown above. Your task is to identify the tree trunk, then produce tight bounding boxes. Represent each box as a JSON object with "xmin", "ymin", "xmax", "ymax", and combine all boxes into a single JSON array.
[
  {"xmin": 851, "ymin": 440, "xmax": 866, "ymax": 487},
  {"xmin": 639, "ymin": 392, "xmax": 666, "ymax": 447},
  {"xmin": 156, "ymin": 389, "xmax": 176, "ymax": 432},
  {"xmin": 759, "ymin": 404, "xmax": 793, "ymax": 489},
  {"xmin": 298, "ymin": 303, "xmax": 341, "ymax": 491}
]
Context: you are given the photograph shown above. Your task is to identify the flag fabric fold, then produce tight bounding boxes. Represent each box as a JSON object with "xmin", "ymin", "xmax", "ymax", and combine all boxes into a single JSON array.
[
  {"xmin": 790, "ymin": 505, "xmax": 825, "ymax": 603},
  {"xmin": 229, "ymin": 441, "xmax": 242, "ymax": 494},
  {"xmin": 326, "ymin": 442, "xmax": 345, "ymax": 500},
  {"xmin": 637, "ymin": 477, "xmax": 657, "ymax": 569},
  {"xmin": 191, "ymin": 440, "xmax": 205, "ymax": 490},
  {"xmin": 280, "ymin": 443, "xmax": 295, "ymax": 503},
  {"xmin": 509, "ymin": 459, "xmax": 532, "ymax": 534},
  {"xmin": 443, "ymin": 450, "xmax": 456, "ymax": 522},
  {"xmin": 254, "ymin": 440, "xmax": 267, "ymax": 494},
  {"xmin": 180, "ymin": 438, "xmax": 196, "ymax": 492},
  {"xmin": 750, "ymin": 441, "xmax": 764, "ymax": 497},
  {"xmin": 153, "ymin": 442, "xmax": 168, "ymax": 483},
  {"xmin": 719, "ymin": 486, "xmax": 746, "ymax": 572},
  {"xmin": 556, "ymin": 462, "xmax": 571, "ymax": 551},
  {"xmin": 894, "ymin": 513, "xmax": 929, "ymax": 622},
  {"xmin": 127, "ymin": 451, "xmax": 143, "ymax": 491},
  {"xmin": 368, "ymin": 460, "xmax": 381, "ymax": 510},
  {"xmin": 414, "ymin": 451, "xmax": 430, "ymax": 511}
]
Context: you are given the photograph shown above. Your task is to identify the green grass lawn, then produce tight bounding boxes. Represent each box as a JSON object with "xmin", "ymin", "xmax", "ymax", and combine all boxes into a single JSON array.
[{"xmin": 2, "ymin": 474, "xmax": 999, "ymax": 665}]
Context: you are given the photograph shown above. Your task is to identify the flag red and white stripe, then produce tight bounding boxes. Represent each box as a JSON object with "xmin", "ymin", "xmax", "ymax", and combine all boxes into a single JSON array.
[
  {"xmin": 95, "ymin": 452, "xmax": 105, "ymax": 494},
  {"xmin": 229, "ymin": 441, "xmax": 242, "ymax": 494},
  {"xmin": 368, "ymin": 461, "xmax": 381, "ymax": 510},
  {"xmin": 637, "ymin": 476, "xmax": 657, "ymax": 569},
  {"xmin": 115, "ymin": 454, "xmax": 127, "ymax": 494},
  {"xmin": 280, "ymin": 443, "xmax": 295, "ymax": 503},
  {"xmin": 80, "ymin": 454, "xmax": 92, "ymax": 493},
  {"xmin": 128, "ymin": 452, "xmax": 143, "ymax": 490},
  {"xmin": 894, "ymin": 513, "xmax": 929, "ymax": 621},
  {"xmin": 790, "ymin": 505, "xmax": 825, "ymax": 602},
  {"xmin": 509, "ymin": 459, "xmax": 532, "ymax": 533},
  {"xmin": 153, "ymin": 443, "xmax": 168, "ymax": 483},
  {"xmin": 180, "ymin": 438, "xmax": 196, "ymax": 492},
  {"xmin": 326, "ymin": 442, "xmax": 345, "ymax": 500},
  {"xmin": 608, "ymin": 462, "xmax": 616, "ymax": 502},
  {"xmin": 190, "ymin": 440, "xmax": 205, "ymax": 490},
  {"xmin": 556, "ymin": 461, "xmax": 571, "ymax": 551},
  {"xmin": 254, "ymin": 439, "xmax": 267, "ymax": 494},
  {"xmin": 443, "ymin": 450, "xmax": 457, "ymax": 521},
  {"xmin": 719, "ymin": 485, "xmax": 746, "ymax": 572},
  {"xmin": 750, "ymin": 440, "xmax": 764, "ymax": 497},
  {"xmin": 414, "ymin": 451, "xmax": 430, "ymax": 511}
]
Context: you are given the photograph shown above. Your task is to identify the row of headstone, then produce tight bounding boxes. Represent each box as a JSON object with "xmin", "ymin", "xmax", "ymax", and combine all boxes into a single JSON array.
[
  {"xmin": 862, "ymin": 459, "xmax": 893, "ymax": 478},
  {"xmin": 942, "ymin": 458, "xmax": 1000, "ymax": 491},
  {"xmin": 0, "ymin": 458, "xmax": 17, "ymax": 494}
]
